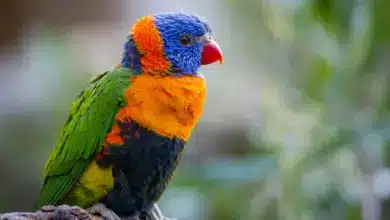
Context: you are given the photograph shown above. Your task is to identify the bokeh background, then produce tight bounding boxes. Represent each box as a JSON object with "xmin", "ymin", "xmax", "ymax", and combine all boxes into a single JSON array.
[{"xmin": 1, "ymin": 0, "xmax": 390, "ymax": 219}]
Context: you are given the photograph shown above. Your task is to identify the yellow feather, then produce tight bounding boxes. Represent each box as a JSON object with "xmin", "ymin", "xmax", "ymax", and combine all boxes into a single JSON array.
[{"xmin": 60, "ymin": 160, "xmax": 113, "ymax": 207}]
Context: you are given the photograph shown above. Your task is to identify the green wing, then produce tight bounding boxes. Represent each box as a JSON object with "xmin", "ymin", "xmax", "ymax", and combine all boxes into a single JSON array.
[{"xmin": 35, "ymin": 67, "xmax": 134, "ymax": 209}]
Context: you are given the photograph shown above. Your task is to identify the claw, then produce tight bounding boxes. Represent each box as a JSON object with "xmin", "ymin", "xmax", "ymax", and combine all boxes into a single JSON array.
[
  {"xmin": 71, "ymin": 207, "xmax": 90, "ymax": 220},
  {"xmin": 141, "ymin": 203, "xmax": 177, "ymax": 220},
  {"xmin": 87, "ymin": 203, "xmax": 122, "ymax": 220},
  {"xmin": 86, "ymin": 203, "xmax": 175, "ymax": 220},
  {"xmin": 152, "ymin": 204, "xmax": 163, "ymax": 219}
]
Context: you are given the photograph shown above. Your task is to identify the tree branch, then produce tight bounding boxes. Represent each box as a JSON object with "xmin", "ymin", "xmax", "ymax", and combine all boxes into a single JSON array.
[{"xmin": 0, "ymin": 204, "xmax": 172, "ymax": 220}]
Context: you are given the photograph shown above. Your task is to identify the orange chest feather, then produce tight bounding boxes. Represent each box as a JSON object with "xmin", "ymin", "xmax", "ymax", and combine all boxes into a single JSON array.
[{"xmin": 116, "ymin": 74, "xmax": 207, "ymax": 141}]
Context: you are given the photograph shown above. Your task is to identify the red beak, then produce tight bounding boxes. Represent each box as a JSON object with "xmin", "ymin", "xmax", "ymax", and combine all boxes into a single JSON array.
[{"xmin": 201, "ymin": 38, "xmax": 223, "ymax": 65}]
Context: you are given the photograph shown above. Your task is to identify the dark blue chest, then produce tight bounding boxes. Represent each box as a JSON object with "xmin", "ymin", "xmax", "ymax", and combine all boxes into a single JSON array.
[{"xmin": 97, "ymin": 120, "xmax": 185, "ymax": 216}]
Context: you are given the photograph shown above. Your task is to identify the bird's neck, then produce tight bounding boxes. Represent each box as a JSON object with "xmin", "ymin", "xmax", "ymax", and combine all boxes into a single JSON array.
[{"xmin": 118, "ymin": 74, "xmax": 207, "ymax": 141}]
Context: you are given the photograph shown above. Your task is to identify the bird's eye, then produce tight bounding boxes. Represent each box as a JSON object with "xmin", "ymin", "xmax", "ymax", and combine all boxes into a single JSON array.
[{"xmin": 179, "ymin": 34, "xmax": 192, "ymax": 46}]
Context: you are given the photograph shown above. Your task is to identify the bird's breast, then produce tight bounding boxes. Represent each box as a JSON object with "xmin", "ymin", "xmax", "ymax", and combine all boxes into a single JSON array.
[{"xmin": 118, "ymin": 74, "xmax": 207, "ymax": 141}]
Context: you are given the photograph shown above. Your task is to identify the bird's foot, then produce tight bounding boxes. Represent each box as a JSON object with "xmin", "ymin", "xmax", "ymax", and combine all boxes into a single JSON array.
[
  {"xmin": 86, "ymin": 203, "xmax": 176, "ymax": 220},
  {"xmin": 137, "ymin": 204, "xmax": 177, "ymax": 220},
  {"xmin": 87, "ymin": 203, "xmax": 122, "ymax": 220},
  {"xmin": 39, "ymin": 204, "xmax": 92, "ymax": 219}
]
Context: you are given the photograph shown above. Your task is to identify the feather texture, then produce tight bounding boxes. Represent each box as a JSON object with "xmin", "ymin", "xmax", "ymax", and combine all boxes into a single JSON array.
[{"xmin": 35, "ymin": 67, "xmax": 134, "ymax": 208}]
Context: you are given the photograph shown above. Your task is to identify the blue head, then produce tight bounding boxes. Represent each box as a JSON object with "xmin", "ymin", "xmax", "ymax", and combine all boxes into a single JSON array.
[{"xmin": 121, "ymin": 12, "xmax": 223, "ymax": 75}]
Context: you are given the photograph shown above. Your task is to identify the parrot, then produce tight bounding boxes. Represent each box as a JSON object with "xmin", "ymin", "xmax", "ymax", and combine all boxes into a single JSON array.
[{"xmin": 34, "ymin": 12, "xmax": 223, "ymax": 219}]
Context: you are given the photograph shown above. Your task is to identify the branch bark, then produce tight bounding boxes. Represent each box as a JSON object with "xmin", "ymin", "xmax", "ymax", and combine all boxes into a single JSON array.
[{"xmin": 0, "ymin": 204, "xmax": 172, "ymax": 220}]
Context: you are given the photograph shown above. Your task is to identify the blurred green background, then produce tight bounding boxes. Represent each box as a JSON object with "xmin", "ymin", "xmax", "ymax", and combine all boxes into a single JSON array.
[{"xmin": 0, "ymin": 0, "xmax": 390, "ymax": 219}]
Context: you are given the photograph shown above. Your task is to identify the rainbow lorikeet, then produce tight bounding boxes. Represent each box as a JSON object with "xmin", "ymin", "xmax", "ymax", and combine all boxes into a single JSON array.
[{"xmin": 34, "ymin": 12, "xmax": 223, "ymax": 219}]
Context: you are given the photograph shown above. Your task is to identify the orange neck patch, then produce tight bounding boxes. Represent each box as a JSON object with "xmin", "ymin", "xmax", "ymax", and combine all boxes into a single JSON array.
[
  {"xmin": 131, "ymin": 15, "xmax": 171, "ymax": 74},
  {"xmin": 117, "ymin": 74, "xmax": 206, "ymax": 141}
]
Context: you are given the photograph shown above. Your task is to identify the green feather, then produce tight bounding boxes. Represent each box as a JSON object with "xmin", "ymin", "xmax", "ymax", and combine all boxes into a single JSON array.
[{"xmin": 35, "ymin": 67, "xmax": 135, "ymax": 209}]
